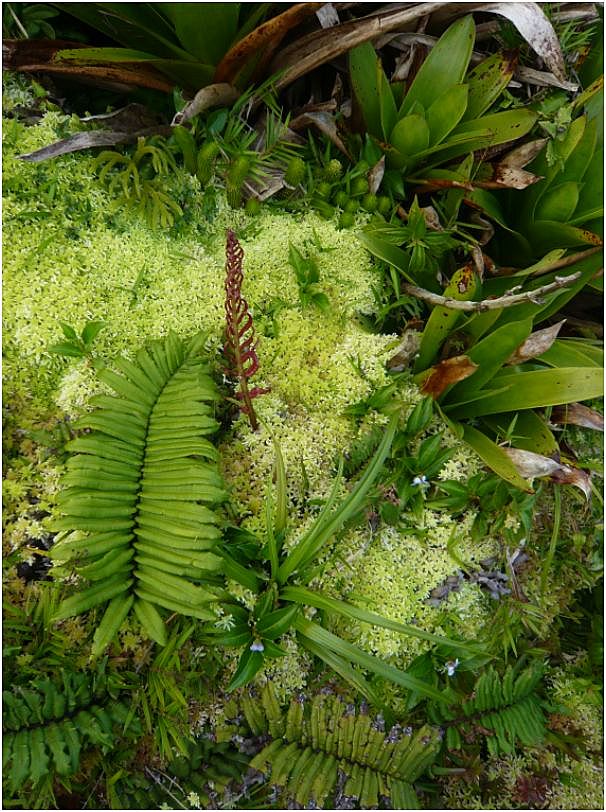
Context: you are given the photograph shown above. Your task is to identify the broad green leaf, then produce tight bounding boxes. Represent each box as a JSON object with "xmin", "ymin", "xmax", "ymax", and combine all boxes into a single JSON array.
[
  {"xmin": 357, "ymin": 231, "xmax": 416, "ymax": 282},
  {"xmin": 446, "ymin": 109, "xmax": 538, "ymax": 155},
  {"xmin": 481, "ymin": 411, "xmax": 558, "ymax": 457},
  {"xmin": 256, "ymin": 605, "xmax": 299, "ymax": 640},
  {"xmin": 463, "ymin": 52, "xmax": 517, "ymax": 120},
  {"xmin": 535, "ymin": 182, "xmax": 580, "ymax": 222},
  {"xmin": 282, "ymin": 586, "xmax": 489, "ymax": 657},
  {"xmin": 28, "ymin": 728, "xmax": 50, "ymax": 783},
  {"xmin": 389, "ymin": 115, "xmax": 430, "ymax": 166},
  {"xmin": 59, "ymin": 4, "xmax": 192, "ymax": 60},
  {"xmin": 415, "ymin": 265, "xmax": 480, "ymax": 372},
  {"xmin": 517, "ymin": 116, "xmax": 587, "ymax": 224},
  {"xmin": 538, "ymin": 338, "xmax": 604, "ymax": 368},
  {"xmin": 48, "ymin": 342, "xmax": 85, "ymax": 357},
  {"xmin": 161, "ymin": 2, "xmax": 240, "ymax": 65},
  {"xmin": 575, "ymin": 146, "xmax": 603, "ymax": 219},
  {"xmin": 559, "ymin": 117, "xmax": 597, "ymax": 184},
  {"xmin": 55, "ymin": 46, "xmax": 173, "ymax": 63},
  {"xmin": 445, "ymin": 317, "xmax": 534, "ymax": 402},
  {"xmin": 349, "ymin": 42, "xmax": 384, "ymax": 139},
  {"xmin": 227, "ymin": 648, "xmax": 264, "ymax": 692},
  {"xmin": 526, "ymin": 220, "xmax": 602, "ymax": 253},
  {"xmin": 295, "ymin": 618, "xmax": 446, "ymax": 701},
  {"xmin": 447, "ymin": 367, "xmax": 603, "ymax": 419},
  {"xmin": 60, "ymin": 322, "xmax": 79, "ymax": 341},
  {"xmin": 378, "ymin": 61, "xmax": 398, "ymax": 141},
  {"xmin": 458, "ymin": 424, "xmax": 532, "ymax": 491},
  {"xmin": 81, "ymin": 320, "xmax": 106, "ymax": 347},
  {"xmin": 400, "ymin": 15, "xmax": 475, "ymax": 117},
  {"xmin": 426, "ymin": 84, "xmax": 468, "ymax": 146}
]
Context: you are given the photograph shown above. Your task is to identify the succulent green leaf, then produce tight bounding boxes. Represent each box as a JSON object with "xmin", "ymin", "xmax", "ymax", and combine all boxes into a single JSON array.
[
  {"xmin": 426, "ymin": 84, "xmax": 468, "ymax": 146},
  {"xmin": 400, "ymin": 15, "xmax": 475, "ymax": 117},
  {"xmin": 463, "ymin": 51, "xmax": 517, "ymax": 120}
]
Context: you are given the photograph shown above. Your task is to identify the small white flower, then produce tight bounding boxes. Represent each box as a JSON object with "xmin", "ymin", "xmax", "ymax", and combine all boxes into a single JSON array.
[
  {"xmin": 444, "ymin": 658, "xmax": 460, "ymax": 677},
  {"xmin": 214, "ymin": 613, "xmax": 236, "ymax": 631},
  {"xmin": 412, "ymin": 475, "xmax": 429, "ymax": 488},
  {"xmin": 250, "ymin": 640, "xmax": 265, "ymax": 652}
]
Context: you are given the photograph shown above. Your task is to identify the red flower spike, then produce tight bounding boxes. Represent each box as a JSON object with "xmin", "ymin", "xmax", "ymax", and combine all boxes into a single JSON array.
[{"xmin": 224, "ymin": 229, "xmax": 268, "ymax": 430}]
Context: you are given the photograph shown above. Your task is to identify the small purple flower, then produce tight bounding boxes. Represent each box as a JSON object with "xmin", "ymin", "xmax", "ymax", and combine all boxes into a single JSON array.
[
  {"xmin": 412, "ymin": 475, "xmax": 429, "ymax": 488},
  {"xmin": 250, "ymin": 640, "xmax": 265, "ymax": 652}
]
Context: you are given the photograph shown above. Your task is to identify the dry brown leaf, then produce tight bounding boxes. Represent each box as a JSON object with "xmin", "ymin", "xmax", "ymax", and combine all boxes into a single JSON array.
[
  {"xmin": 289, "ymin": 111, "xmax": 350, "ymax": 157},
  {"xmin": 420, "ymin": 355, "xmax": 478, "ymax": 398},
  {"xmin": 506, "ymin": 320, "xmax": 566, "ymax": 365},
  {"xmin": 503, "ymin": 448, "xmax": 592, "ymax": 498},
  {"xmin": 18, "ymin": 126, "xmax": 172, "ymax": 162},
  {"xmin": 214, "ymin": 3, "xmax": 323, "ymax": 85},
  {"xmin": 481, "ymin": 3, "xmax": 567, "ymax": 82},
  {"xmin": 172, "ymin": 84, "xmax": 239, "ymax": 126},
  {"xmin": 387, "ymin": 330, "xmax": 422, "ymax": 372},
  {"xmin": 551, "ymin": 403, "xmax": 604, "ymax": 432},
  {"xmin": 368, "ymin": 156, "xmax": 386, "ymax": 195},
  {"xmin": 270, "ymin": 1, "xmax": 453, "ymax": 90}
]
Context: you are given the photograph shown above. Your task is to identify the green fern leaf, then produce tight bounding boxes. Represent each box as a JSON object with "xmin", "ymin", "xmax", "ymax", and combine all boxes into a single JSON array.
[
  {"xmin": 243, "ymin": 684, "xmax": 439, "ymax": 808},
  {"xmin": 51, "ymin": 332, "xmax": 226, "ymax": 650}
]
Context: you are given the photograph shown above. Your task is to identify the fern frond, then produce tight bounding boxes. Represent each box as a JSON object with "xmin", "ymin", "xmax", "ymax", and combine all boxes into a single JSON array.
[
  {"xmin": 51, "ymin": 332, "xmax": 227, "ymax": 651},
  {"xmin": 244, "ymin": 684, "xmax": 440, "ymax": 809},
  {"xmin": 2, "ymin": 672, "xmax": 138, "ymax": 796},
  {"xmin": 431, "ymin": 664, "xmax": 546, "ymax": 755}
]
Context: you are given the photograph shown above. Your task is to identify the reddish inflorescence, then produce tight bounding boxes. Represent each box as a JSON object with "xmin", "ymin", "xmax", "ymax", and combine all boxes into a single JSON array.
[{"xmin": 223, "ymin": 229, "xmax": 269, "ymax": 430}]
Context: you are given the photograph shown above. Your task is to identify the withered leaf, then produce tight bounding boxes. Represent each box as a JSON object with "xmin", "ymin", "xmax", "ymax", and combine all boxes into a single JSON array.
[
  {"xmin": 172, "ymin": 83, "xmax": 239, "ymax": 126},
  {"xmin": 551, "ymin": 403, "xmax": 604, "ymax": 432},
  {"xmin": 481, "ymin": 2, "xmax": 567, "ymax": 82},
  {"xmin": 506, "ymin": 319, "xmax": 565, "ymax": 365},
  {"xmin": 214, "ymin": 3, "xmax": 323, "ymax": 84},
  {"xmin": 503, "ymin": 448, "xmax": 592, "ymax": 498},
  {"xmin": 420, "ymin": 355, "xmax": 478, "ymax": 399},
  {"xmin": 289, "ymin": 111, "xmax": 350, "ymax": 157},
  {"xmin": 387, "ymin": 329, "xmax": 421, "ymax": 372},
  {"xmin": 18, "ymin": 126, "xmax": 172, "ymax": 162}
]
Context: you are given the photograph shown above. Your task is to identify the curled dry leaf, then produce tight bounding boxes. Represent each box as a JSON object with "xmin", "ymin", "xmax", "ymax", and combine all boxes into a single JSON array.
[
  {"xmin": 550, "ymin": 403, "xmax": 604, "ymax": 432},
  {"xmin": 503, "ymin": 448, "xmax": 592, "ymax": 499},
  {"xmin": 271, "ymin": 2, "xmax": 452, "ymax": 90},
  {"xmin": 506, "ymin": 319, "xmax": 566, "ymax": 365},
  {"xmin": 368, "ymin": 156, "xmax": 385, "ymax": 195},
  {"xmin": 214, "ymin": 2, "xmax": 323, "ymax": 85},
  {"xmin": 172, "ymin": 83, "xmax": 239, "ymax": 126},
  {"xmin": 289, "ymin": 111, "xmax": 350, "ymax": 157},
  {"xmin": 387, "ymin": 329, "xmax": 422, "ymax": 372},
  {"xmin": 420, "ymin": 355, "xmax": 478, "ymax": 398},
  {"xmin": 18, "ymin": 126, "xmax": 172, "ymax": 162},
  {"xmin": 481, "ymin": 2, "xmax": 567, "ymax": 82}
]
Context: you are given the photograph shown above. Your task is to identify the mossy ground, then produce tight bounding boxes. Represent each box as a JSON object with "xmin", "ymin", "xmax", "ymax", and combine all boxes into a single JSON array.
[{"xmin": 3, "ymin": 93, "xmax": 602, "ymax": 810}]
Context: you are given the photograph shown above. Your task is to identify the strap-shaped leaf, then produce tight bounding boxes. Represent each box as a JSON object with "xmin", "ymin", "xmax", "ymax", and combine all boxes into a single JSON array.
[{"xmin": 51, "ymin": 332, "xmax": 227, "ymax": 649}]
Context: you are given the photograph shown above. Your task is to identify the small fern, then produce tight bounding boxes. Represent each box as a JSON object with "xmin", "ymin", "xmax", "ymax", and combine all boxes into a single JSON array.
[
  {"xmin": 51, "ymin": 332, "xmax": 227, "ymax": 653},
  {"xmin": 95, "ymin": 137, "xmax": 183, "ymax": 228},
  {"xmin": 2, "ymin": 671, "xmax": 138, "ymax": 795},
  {"xmin": 430, "ymin": 664, "xmax": 546, "ymax": 755},
  {"xmin": 240, "ymin": 684, "xmax": 440, "ymax": 809}
]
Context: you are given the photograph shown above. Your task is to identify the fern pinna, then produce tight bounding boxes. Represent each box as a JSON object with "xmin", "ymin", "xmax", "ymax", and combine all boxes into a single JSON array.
[
  {"xmin": 239, "ymin": 683, "xmax": 440, "ymax": 809},
  {"xmin": 51, "ymin": 332, "xmax": 227, "ymax": 653},
  {"xmin": 3, "ymin": 671, "xmax": 138, "ymax": 796},
  {"xmin": 431, "ymin": 664, "xmax": 546, "ymax": 755},
  {"xmin": 224, "ymin": 229, "xmax": 268, "ymax": 430}
]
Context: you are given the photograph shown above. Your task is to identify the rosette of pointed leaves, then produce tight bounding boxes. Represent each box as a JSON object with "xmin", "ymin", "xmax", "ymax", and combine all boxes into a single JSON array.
[
  {"xmin": 469, "ymin": 112, "xmax": 603, "ymax": 264},
  {"xmin": 349, "ymin": 15, "xmax": 536, "ymax": 185}
]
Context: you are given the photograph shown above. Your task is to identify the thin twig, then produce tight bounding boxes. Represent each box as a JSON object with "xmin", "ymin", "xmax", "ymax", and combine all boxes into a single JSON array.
[{"xmin": 402, "ymin": 272, "xmax": 583, "ymax": 312}]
